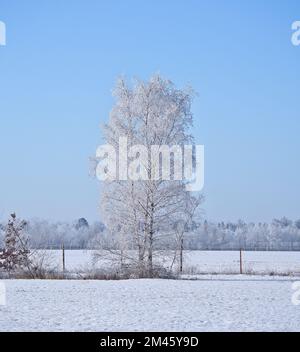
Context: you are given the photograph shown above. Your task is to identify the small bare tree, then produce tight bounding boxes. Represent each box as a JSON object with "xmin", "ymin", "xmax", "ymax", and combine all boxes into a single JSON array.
[{"xmin": 171, "ymin": 194, "xmax": 203, "ymax": 273}]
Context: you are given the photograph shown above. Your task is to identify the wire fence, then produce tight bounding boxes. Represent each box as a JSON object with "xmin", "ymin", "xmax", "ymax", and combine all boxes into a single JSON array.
[{"xmin": 41, "ymin": 249, "xmax": 300, "ymax": 276}]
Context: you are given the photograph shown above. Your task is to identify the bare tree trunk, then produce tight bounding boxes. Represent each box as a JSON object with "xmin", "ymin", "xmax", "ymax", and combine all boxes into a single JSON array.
[
  {"xmin": 148, "ymin": 228, "xmax": 153, "ymax": 277},
  {"xmin": 147, "ymin": 201, "xmax": 154, "ymax": 277}
]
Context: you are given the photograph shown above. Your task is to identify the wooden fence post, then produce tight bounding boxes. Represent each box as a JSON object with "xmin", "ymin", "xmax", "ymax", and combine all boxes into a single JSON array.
[
  {"xmin": 62, "ymin": 243, "xmax": 65, "ymax": 275},
  {"xmin": 179, "ymin": 237, "xmax": 184, "ymax": 274},
  {"xmin": 239, "ymin": 248, "xmax": 243, "ymax": 274}
]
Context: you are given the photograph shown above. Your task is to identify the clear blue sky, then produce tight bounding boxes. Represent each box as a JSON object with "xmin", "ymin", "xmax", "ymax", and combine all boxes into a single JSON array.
[{"xmin": 0, "ymin": 0, "xmax": 299, "ymax": 223}]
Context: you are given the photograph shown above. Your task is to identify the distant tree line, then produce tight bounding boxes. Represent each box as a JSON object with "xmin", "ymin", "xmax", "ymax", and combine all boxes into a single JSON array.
[
  {"xmin": 1, "ymin": 216, "xmax": 300, "ymax": 251},
  {"xmin": 185, "ymin": 217, "xmax": 300, "ymax": 251}
]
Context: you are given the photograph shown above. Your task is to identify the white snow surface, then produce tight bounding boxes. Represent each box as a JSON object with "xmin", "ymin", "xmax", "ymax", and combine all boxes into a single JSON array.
[{"xmin": 0, "ymin": 277, "xmax": 299, "ymax": 332}]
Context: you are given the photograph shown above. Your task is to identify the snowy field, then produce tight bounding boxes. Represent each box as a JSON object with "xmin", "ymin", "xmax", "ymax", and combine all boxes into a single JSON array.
[
  {"xmin": 0, "ymin": 277, "xmax": 300, "ymax": 331},
  {"xmin": 45, "ymin": 250, "xmax": 300, "ymax": 275}
]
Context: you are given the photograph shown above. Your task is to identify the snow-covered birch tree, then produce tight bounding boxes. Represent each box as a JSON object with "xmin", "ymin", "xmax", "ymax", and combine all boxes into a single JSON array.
[{"xmin": 96, "ymin": 75, "xmax": 203, "ymax": 277}]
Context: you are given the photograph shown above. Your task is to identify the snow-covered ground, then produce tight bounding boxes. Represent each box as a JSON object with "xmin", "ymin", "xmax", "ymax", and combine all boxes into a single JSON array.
[
  {"xmin": 45, "ymin": 250, "xmax": 300, "ymax": 275},
  {"xmin": 0, "ymin": 277, "xmax": 299, "ymax": 331}
]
